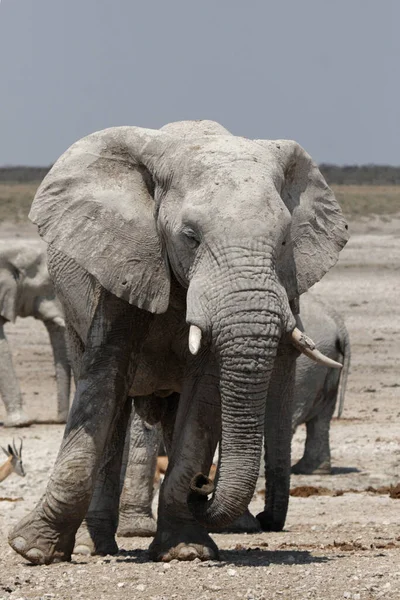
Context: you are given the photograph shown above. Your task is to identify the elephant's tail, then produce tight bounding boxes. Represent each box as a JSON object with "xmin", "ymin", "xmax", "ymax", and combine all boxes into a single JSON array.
[{"xmin": 337, "ymin": 325, "xmax": 351, "ymax": 418}]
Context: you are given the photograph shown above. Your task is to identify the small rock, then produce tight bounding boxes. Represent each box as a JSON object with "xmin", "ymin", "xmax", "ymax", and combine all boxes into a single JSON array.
[
  {"xmin": 343, "ymin": 593, "xmax": 351, "ymax": 599},
  {"xmin": 163, "ymin": 563, "xmax": 171, "ymax": 570},
  {"xmin": 228, "ymin": 568, "xmax": 237, "ymax": 577},
  {"xmin": 285, "ymin": 555, "xmax": 295, "ymax": 564},
  {"xmin": 136, "ymin": 584, "xmax": 146, "ymax": 591},
  {"xmin": 117, "ymin": 582, "xmax": 126, "ymax": 588},
  {"xmin": 203, "ymin": 583, "xmax": 222, "ymax": 592}
]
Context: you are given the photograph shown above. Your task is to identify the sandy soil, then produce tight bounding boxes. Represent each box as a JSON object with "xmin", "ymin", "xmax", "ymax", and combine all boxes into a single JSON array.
[{"xmin": 0, "ymin": 216, "xmax": 399, "ymax": 600}]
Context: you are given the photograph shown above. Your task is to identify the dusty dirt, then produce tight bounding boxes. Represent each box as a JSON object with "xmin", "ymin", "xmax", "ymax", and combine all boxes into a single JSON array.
[{"xmin": 0, "ymin": 216, "xmax": 399, "ymax": 600}]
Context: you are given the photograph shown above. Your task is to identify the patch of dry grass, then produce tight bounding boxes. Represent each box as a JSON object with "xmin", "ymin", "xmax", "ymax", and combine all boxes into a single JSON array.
[
  {"xmin": 0, "ymin": 182, "xmax": 398, "ymax": 223},
  {"xmin": 0, "ymin": 182, "xmax": 40, "ymax": 222},
  {"xmin": 332, "ymin": 184, "xmax": 400, "ymax": 217}
]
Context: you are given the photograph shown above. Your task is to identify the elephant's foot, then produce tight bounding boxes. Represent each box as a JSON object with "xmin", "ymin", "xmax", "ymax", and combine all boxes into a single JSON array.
[
  {"xmin": 74, "ymin": 519, "xmax": 118, "ymax": 556},
  {"xmin": 149, "ymin": 518, "xmax": 219, "ymax": 562},
  {"xmin": 209, "ymin": 509, "xmax": 261, "ymax": 534},
  {"xmin": 117, "ymin": 512, "xmax": 157, "ymax": 538},
  {"xmin": 256, "ymin": 510, "xmax": 285, "ymax": 532},
  {"xmin": 3, "ymin": 410, "xmax": 33, "ymax": 428},
  {"xmin": 9, "ymin": 509, "xmax": 76, "ymax": 564},
  {"xmin": 291, "ymin": 457, "xmax": 331, "ymax": 475}
]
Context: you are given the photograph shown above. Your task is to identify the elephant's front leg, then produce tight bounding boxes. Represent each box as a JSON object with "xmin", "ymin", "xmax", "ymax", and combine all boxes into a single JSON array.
[
  {"xmin": 257, "ymin": 345, "xmax": 297, "ymax": 532},
  {"xmin": 0, "ymin": 317, "xmax": 32, "ymax": 427},
  {"xmin": 74, "ymin": 398, "xmax": 132, "ymax": 555},
  {"xmin": 149, "ymin": 367, "xmax": 221, "ymax": 562},
  {"xmin": 8, "ymin": 292, "xmax": 152, "ymax": 565}
]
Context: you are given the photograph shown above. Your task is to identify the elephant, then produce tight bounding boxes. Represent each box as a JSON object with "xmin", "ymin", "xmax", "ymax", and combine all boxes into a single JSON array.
[
  {"xmin": 8, "ymin": 119, "xmax": 349, "ymax": 564},
  {"xmin": 290, "ymin": 292, "xmax": 350, "ymax": 475},
  {"xmin": 0, "ymin": 241, "xmax": 71, "ymax": 426},
  {"xmin": 106, "ymin": 291, "xmax": 350, "ymax": 540}
]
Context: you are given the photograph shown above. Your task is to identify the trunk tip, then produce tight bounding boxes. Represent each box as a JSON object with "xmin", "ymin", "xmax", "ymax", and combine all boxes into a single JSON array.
[{"xmin": 189, "ymin": 473, "xmax": 214, "ymax": 497}]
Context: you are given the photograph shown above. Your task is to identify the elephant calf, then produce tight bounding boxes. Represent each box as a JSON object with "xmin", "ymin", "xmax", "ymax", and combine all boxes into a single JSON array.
[
  {"xmin": 0, "ymin": 241, "xmax": 71, "ymax": 426},
  {"xmin": 81, "ymin": 291, "xmax": 349, "ymax": 544}
]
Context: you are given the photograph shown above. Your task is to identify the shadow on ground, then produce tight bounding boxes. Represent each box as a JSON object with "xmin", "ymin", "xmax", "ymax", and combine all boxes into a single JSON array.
[{"xmin": 112, "ymin": 548, "xmax": 330, "ymax": 567}]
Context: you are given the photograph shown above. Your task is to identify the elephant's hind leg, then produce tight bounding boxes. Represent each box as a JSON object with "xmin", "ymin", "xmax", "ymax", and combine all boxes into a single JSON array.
[
  {"xmin": 291, "ymin": 371, "xmax": 340, "ymax": 475},
  {"xmin": 117, "ymin": 405, "xmax": 161, "ymax": 538},
  {"xmin": 74, "ymin": 398, "xmax": 132, "ymax": 556}
]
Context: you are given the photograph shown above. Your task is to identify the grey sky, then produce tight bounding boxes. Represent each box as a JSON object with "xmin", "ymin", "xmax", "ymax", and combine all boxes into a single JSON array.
[{"xmin": 0, "ymin": 0, "xmax": 398, "ymax": 166}]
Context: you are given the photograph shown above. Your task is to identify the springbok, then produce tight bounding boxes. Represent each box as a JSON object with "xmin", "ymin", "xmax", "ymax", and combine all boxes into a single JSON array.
[{"xmin": 0, "ymin": 439, "xmax": 25, "ymax": 482}]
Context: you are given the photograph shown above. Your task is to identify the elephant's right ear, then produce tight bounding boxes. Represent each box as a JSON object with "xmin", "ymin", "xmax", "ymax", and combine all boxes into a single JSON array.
[{"xmin": 29, "ymin": 127, "xmax": 171, "ymax": 314}]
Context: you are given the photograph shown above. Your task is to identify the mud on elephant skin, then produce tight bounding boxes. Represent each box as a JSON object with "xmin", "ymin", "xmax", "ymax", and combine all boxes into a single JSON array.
[
  {"xmin": 0, "ymin": 241, "xmax": 71, "ymax": 427},
  {"xmin": 9, "ymin": 119, "xmax": 348, "ymax": 564}
]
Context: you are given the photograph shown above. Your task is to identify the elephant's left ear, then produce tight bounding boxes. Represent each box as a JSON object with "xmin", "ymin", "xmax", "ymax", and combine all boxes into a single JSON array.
[{"xmin": 257, "ymin": 140, "xmax": 349, "ymax": 298}]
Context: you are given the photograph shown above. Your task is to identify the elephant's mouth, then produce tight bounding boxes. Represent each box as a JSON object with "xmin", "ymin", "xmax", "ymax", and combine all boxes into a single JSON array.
[{"xmin": 188, "ymin": 322, "xmax": 342, "ymax": 370}]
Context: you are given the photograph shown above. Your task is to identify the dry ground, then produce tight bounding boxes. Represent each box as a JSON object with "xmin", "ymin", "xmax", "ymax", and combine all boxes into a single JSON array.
[{"xmin": 0, "ymin": 215, "xmax": 399, "ymax": 600}]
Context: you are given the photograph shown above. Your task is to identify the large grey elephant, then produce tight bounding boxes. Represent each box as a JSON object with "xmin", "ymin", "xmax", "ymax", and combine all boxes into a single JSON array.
[
  {"xmin": 9, "ymin": 120, "xmax": 348, "ymax": 564},
  {"xmin": 0, "ymin": 241, "xmax": 71, "ymax": 426},
  {"xmin": 101, "ymin": 291, "xmax": 350, "ymax": 542}
]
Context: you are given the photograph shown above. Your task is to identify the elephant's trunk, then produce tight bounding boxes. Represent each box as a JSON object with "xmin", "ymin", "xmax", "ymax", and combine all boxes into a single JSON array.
[{"xmin": 188, "ymin": 281, "xmax": 284, "ymax": 529}]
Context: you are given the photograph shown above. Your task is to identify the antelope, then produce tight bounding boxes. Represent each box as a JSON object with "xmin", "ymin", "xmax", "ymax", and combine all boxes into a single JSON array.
[
  {"xmin": 0, "ymin": 439, "xmax": 25, "ymax": 483},
  {"xmin": 154, "ymin": 455, "xmax": 217, "ymax": 485}
]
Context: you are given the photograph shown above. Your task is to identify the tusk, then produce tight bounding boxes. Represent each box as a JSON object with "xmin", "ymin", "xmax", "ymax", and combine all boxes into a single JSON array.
[
  {"xmin": 291, "ymin": 327, "xmax": 342, "ymax": 369},
  {"xmin": 52, "ymin": 316, "xmax": 65, "ymax": 328},
  {"xmin": 189, "ymin": 324, "xmax": 202, "ymax": 355}
]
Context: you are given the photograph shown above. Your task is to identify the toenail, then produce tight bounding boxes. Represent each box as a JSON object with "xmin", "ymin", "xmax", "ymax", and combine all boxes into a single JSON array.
[
  {"xmin": 179, "ymin": 546, "xmax": 197, "ymax": 560},
  {"xmin": 26, "ymin": 548, "xmax": 45, "ymax": 563},
  {"xmin": 73, "ymin": 545, "xmax": 91, "ymax": 556},
  {"xmin": 9, "ymin": 536, "xmax": 27, "ymax": 551}
]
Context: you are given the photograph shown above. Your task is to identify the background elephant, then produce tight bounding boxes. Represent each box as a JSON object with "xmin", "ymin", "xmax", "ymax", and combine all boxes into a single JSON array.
[
  {"xmin": 290, "ymin": 292, "xmax": 350, "ymax": 475},
  {"xmin": 0, "ymin": 241, "xmax": 71, "ymax": 426},
  {"xmin": 9, "ymin": 119, "xmax": 348, "ymax": 565},
  {"xmin": 110, "ymin": 291, "xmax": 350, "ymax": 539}
]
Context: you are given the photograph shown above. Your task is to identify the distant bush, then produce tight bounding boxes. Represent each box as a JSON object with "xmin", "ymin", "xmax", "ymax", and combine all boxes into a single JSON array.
[
  {"xmin": 1, "ymin": 164, "xmax": 400, "ymax": 185},
  {"xmin": 320, "ymin": 165, "xmax": 400, "ymax": 185},
  {"xmin": 0, "ymin": 166, "xmax": 51, "ymax": 183}
]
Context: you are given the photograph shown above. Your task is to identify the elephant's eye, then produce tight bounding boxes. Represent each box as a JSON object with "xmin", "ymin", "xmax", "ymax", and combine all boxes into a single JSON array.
[{"xmin": 182, "ymin": 227, "xmax": 200, "ymax": 249}]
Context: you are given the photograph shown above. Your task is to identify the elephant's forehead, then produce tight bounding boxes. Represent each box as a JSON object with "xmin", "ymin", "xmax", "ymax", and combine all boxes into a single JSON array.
[
  {"xmin": 173, "ymin": 136, "xmax": 273, "ymax": 170},
  {"xmin": 170, "ymin": 136, "xmax": 282, "ymax": 188}
]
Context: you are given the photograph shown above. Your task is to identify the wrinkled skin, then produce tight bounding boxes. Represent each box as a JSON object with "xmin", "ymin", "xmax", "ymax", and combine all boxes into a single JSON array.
[
  {"xmin": 114, "ymin": 292, "xmax": 351, "ymax": 537},
  {"xmin": 9, "ymin": 120, "xmax": 348, "ymax": 564},
  {"xmin": 0, "ymin": 241, "xmax": 71, "ymax": 426}
]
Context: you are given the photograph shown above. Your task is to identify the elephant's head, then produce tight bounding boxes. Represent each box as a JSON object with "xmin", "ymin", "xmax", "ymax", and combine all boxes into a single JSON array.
[
  {"xmin": 0, "ymin": 242, "xmax": 65, "ymax": 326},
  {"xmin": 29, "ymin": 120, "xmax": 348, "ymax": 528}
]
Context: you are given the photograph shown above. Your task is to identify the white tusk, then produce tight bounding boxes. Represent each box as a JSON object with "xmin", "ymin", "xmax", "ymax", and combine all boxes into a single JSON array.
[
  {"xmin": 189, "ymin": 325, "xmax": 202, "ymax": 355},
  {"xmin": 291, "ymin": 327, "xmax": 342, "ymax": 369},
  {"xmin": 52, "ymin": 316, "xmax": 65, "ymax": 328}
]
